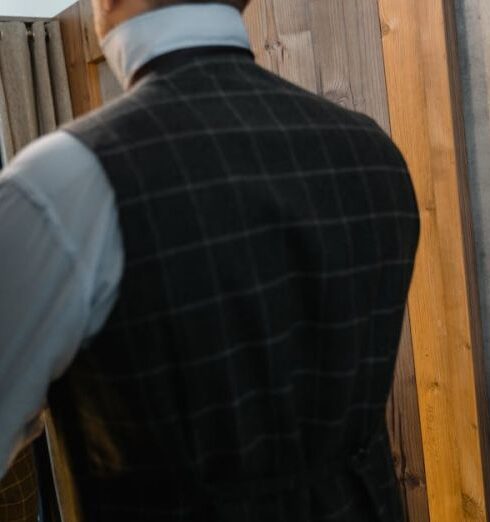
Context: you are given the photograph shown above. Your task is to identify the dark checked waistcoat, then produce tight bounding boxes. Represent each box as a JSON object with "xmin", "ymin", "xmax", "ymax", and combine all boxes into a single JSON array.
[{"xmin": 49, "ymin": 47, "xmax": 419, "ymax": 522}]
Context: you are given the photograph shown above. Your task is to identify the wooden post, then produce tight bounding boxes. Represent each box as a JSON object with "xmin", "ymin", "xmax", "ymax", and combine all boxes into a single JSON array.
[
  {"xmin": 380, "ymin": 0, "xmax": 489, "ymax": 519},
  {"xmin": 58, "ymin": 2, "xmax": 102, "ymax": 117}
]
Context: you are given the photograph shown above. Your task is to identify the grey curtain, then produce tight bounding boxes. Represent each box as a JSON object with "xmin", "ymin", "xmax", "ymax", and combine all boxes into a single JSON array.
[
  {"xmin": 0, "ymin": 20, "xmax": 72, "ymax": 162},
  {"xmin": 0, "ymin": 19, "xmax": 73, "ymax": 522}
]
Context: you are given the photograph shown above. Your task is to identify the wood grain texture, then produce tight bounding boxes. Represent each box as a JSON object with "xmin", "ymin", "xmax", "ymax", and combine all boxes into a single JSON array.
[
  {"xmin": 244, "ymin": 1, "xmax": 429, "ymax": 519},
  {"xmin": 58, "ymin": 2, "xmax": 102, "ymax": 117},
  {"xmin": 380, "ymin": 0, "xmax": 489, "ymax": 519},
  {"xmin": 387, "ymin": 311, "xmax": 430, "ymax": 522},
  {"xmin": 79, "ymin": 0, "xmax": 103, "ymax": 63},
  {"xmin": 310, "ymin": 0, "xmax": 388, "ymax": 123}
]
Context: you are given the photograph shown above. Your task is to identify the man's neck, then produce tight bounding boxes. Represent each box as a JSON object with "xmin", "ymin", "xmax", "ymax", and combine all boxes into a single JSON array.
[{"xmin": 101, "ymin": 3, "xmax": 251, "ymax": 90}]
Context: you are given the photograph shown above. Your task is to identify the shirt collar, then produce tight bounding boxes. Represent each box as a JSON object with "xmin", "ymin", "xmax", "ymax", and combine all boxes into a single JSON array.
[{"xmin": 101, "ymin": 3, "xmax": 251, "ymax": 90}]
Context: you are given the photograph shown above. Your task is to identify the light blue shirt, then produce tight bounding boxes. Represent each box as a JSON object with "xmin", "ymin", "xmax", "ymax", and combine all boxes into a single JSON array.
[{"xmin": 0, "ymin": 3, "xmax": 250, "ymax": 477}]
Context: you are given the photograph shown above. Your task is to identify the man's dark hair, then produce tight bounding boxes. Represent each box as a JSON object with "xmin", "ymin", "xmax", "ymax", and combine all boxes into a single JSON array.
[{"xmin": 146, "ymin": 0, "xmax": 250, "ymax": 12}]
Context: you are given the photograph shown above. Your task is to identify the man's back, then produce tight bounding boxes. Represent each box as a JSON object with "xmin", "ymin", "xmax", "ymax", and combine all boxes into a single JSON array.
[{"xmin": 49, "ymin": 50, "xmax": 419, "ymax": 521}]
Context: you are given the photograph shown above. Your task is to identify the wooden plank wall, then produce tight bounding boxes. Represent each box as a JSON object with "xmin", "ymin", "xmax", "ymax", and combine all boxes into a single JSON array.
[
  {"xmin": 244, "ymin": 1, "xmax": 429, "ymax": 519},
  {"xmin": 78, "ymin": 0, "xmax": 102, "ymax": 63},
  {"xmin": 59, "ymin": 0, "xmax": 122, "ymax": 113},
  {"xmin": 379, "ymin": 0, "xmax": 489, "ymax": 519},
  {"xmin": 55, "ymin": 0, "xmax": 490, "ymax": 520},
  {"xmin": 58, "ymin": 1, "xmax": 101, "ymax": 117}
]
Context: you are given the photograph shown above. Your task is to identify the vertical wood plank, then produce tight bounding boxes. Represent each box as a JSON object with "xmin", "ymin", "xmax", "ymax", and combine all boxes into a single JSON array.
[
  {"xmin": 244, "ymin": 1, "xmax": 429, "ymax": 519},
  {"xmin": 79, "ymin": 0, "xmax": 103, "ymax": 63},
  {"xmin": 58, "ymin": 3, "xmax": 92, "ymax": 117},
  {"xmin": 86, "ymin": 62, "xmax": 103, "ymax": 109},
  {"xmin": 309, "ymin": 0, "xmax": 389, "ymax": 127},
  {"xmin": 44, "ymin": 413, "xmax": 81, "ymax": 522},
  {"xmin": 341, "ymin": 0, "xmax": 391, "ymax": 130},
  {"xmin": 58, "ymin": 2, "xmax": 102, "ymax": 117},
  {"xmin": 380, "ymin": 0, "xmax": 489, "ymax": 519},
  {"xmin": 387, "ymin": 311, "xmax": 430, "ymax": 521},
  {"xmin": 245, "ymin": 0, "xmax": 317, "ymax": 92}
]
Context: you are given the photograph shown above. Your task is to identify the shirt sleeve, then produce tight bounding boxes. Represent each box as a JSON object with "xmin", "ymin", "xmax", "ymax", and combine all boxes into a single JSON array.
[{"xmin": 0, "ymin": 131, "xmax": 123, "ymax": 477}]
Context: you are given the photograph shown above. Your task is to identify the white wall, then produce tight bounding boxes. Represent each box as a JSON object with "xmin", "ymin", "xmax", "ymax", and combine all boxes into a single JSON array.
[
  {"xmin": 0, "ymin": 0, "xmax": 76, "ymax": 17},
  {"xmin": 456, "ymin": 1, "xmax": 490, "ymax": 389}
]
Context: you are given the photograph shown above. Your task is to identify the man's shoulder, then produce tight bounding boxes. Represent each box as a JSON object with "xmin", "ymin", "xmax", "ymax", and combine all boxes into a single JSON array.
[
  {"xmin": 63, "ymin": 92, "xmax": 135, "ymax": 141},
  {"xmin": 63, "ymin": 82, "xmax": 175, "ymax": 152},
  {"xmin": 4, "ymin": 131, "xmax": 98, "ymax": 178},
  {"xmin": 236, "ymin": 62, "xmax": 397, "ymax": 134},
  {"xmin": 1, "ymin": 130, "xmax": 107, "ymax": 207},
  {"xmin": 243, "ymin": 65, "xmax": 407, "ymax": 166}
]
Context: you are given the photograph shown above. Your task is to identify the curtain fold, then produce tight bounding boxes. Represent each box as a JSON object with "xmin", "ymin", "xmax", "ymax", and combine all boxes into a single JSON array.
[{"xmin": 0, "ymin": 19, "xmax": 73, "ymax": 522}]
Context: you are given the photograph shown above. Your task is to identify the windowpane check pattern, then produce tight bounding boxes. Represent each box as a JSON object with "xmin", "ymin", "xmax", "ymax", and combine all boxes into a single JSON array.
[
  {"xmin": 50, "ymin": 49, "xmax": 419, "ymax": 522},
  {"xmin": 0, "ymin": 448, "xmax": 38, "ymax": 522}
]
